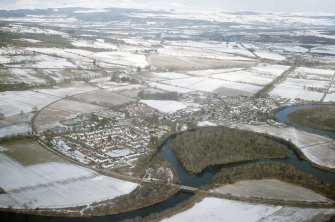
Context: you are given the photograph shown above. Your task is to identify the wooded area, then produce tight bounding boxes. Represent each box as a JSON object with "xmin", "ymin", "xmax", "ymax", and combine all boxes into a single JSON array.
[{"xmin": 172, "ymin": 126, "xmax": 290, "ymax": 173}]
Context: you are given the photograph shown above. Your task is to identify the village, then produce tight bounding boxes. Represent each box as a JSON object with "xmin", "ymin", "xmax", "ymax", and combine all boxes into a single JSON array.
[{"xmin": 43, "ymin": 87, "xmax": 288, "ymax": 171}]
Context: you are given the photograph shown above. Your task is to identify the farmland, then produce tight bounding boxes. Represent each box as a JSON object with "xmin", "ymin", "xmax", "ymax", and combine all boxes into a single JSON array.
[{"xmin": 0, "ymin": 6, "xmax": 334, "ymax": 221}]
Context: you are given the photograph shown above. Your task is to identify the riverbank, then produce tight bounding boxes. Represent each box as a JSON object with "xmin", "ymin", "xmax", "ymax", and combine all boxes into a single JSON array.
[
  {"xmin": 288, "ymin": 106, "xmax": 335, "ymax": 131},
  {"xmin": 172, "ymin": 126, "xmax": 290, "ymax": 174}
]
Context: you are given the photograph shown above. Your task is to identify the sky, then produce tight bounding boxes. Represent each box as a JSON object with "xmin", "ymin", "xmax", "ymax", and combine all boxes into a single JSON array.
[{"xmin": 1, "ymin": 0, "xmax": 335, "ymax": 13}]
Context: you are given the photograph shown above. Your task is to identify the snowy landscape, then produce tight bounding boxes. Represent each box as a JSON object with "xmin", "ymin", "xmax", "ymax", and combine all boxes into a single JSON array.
[{"xmin": 0, "ymin": 2, "xmax": 334, "ymax": 222}]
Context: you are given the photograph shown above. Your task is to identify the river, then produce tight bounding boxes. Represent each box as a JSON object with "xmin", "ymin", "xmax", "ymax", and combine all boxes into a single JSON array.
[{"xmin": 1, "ymin": 104, "xmax": 334, "ymax": 221}]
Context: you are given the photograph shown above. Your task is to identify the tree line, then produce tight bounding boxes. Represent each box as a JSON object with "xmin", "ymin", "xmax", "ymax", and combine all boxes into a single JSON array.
[{"xmin": 172, "ymin": 126, "xmax": 289, "ymax": 173}]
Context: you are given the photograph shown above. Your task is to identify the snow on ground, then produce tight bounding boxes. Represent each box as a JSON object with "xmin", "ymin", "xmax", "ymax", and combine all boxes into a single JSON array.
[
  {"xmin": 302, "ymin": 142, "xmax": 335, "ymax": 169},
  {"xmin": 254, "ymin": 51, "xmax": 286, "ymax": 61},
  {"xmin": 240, "ymin": 125, "xmax": 335, "ymax": 169},
  {"xmin": 159, "ymin": 77, "xmax": 262, "ymax": 94},
  {"xmin": 161, "ymin": 197, "xmax": 334, "ymax": 222},
  {"xmin": 16, "ymin": 38, "xmax": 42, "ymax": 43},
  {"xmin": 9, "ymin": 68, "xmax": 46, "ymax": 84},
  {"xmin": 168, "ymin": 41, "xmax": 255, "ymax": 57},
  {"xmin": 295, "ymin": 67, "xmax": 334, "ymax": 76},
  {"xmin": 211, "ymin": 70, "xmax": 274, "ymax": 86},
  {"xmin": 0, "ymin": 154, "xmax": 137, "ymax": 209},
  {"xmin": 107, "ymin": 149, "xmax": 133, "ymax": 158},
  {"xmin": 25, "ymin": 48, "xmax": 95, "ymax": 66},
  {"xmin": 0, "ymin": 55, "xmax": 11, "ymax": 63},
  {"xmin": 140, "ymin": 100, "xmax": 188, "ymax": 113},
  {"xmin": 0, "ymin": 123, "xmax": 31, "ymax": 139},
  {"xmin": 148, "ymin": 82, "xmax": 194, "ymax": 93},
  {"xmin": 252, "ymin": 64, "xmax": 290, "ymax": 77},
  {"xmin": 324, "ymin": 92, "xmax": 335, "ymax": 102},
  {"xmin": 71, "ymin": 39, "xmax": 118, "ymax": 50},
  {"xmin": 33, "ymin": 84, "xmax": 98, "ymax": 98},
  {"xmin": 197, "ymin": 121, "xmax": 217, "ymax": 127},
  {"xmin": 311, "ymin": 45, "xmax": 335, "ymax": 55},
  {"xmin": 93, "ymin": 51, "xmax": 149, "ymax": 68},
  {"xmin": 51, "ymin": 138, "xmax": 90, "ymax": 164},
  {"xmin": 152, "ymin": 72, "xmax": 192, "ymax": 80},
  {"xmin": 32, "ymin": 54, "xmax": 76, "ymax": 69},
  {"xmin": 158, "ymin": 46, "xmax": 256, "ymax": 62},
  {"xmin": 186, "ymin": 68, "xmax": 242, "ymax": 76},
  {"xmin": 270, "ymin": 78, "xmax": 329, "ymax": 101},
  {"xmin": 1, "ymin": 24, "xmax": 70, "ymax": 38},
  {"xmin": 0, "ymin": 91, "xmax": 59, "ymax": 117},
  {"xmin": 269, "ymin": 45, "xmax": 309, "ymax": 53},
  {"xmin": 212, "ymin": 179, "xmax": 332, "ymax": 203}
]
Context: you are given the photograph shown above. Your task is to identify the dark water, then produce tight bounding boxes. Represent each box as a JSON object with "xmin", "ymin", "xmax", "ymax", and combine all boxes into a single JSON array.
[
  {"xmin": 275, "ymin": 104, "xmax": 335, "ymax": 138},
  {"xmin": 1, "ymin": 104, "xmax": 335, "ymax": 221},
  {"xmin": 0, "ymin": 192, "xmax": 192, "ymax": 222},
  {"xmin": 158, "ymin": 137, "xmax": 335, "ymax": 186}
]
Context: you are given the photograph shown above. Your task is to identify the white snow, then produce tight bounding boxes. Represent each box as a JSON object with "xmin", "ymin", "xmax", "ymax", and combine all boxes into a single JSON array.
[
  {"xmin": 0, "ymin": 123, "xmax": 31, "ymax": 139},
  {"xmin": 254, "ymin": 51, "xmax": 286, "ymax": 61},
  {"xmin": 107, "ymin": 149, "xmax": 133, "ymax": 158},
  {"xmin": 152, "ymin": 72, "xmax": 192, "ymax": 80},
  {"xmin": 169, "ymin": 41, "xmax": 255, "ymax": 57},
  {"xmin": 52, "ymin": 138, "xmax": 90, "ymax": 164},
  {"xmin": 252, "ymin": 64, "xmax": 290, "ymax": 77},
  {"xmin": 32, "ymin": 54, "xmax": 76, "ymax": 69},
  {"xmin": 1, "ymin": 24, "xmax": 70, "ymax": 38},
  {"xmin": 140, "ymin": 100, "xmax": 188, "ymax": 113},
  {"xmin": 16, "ymin": 38, "xmax": 42, "ymax": 43},
  {"xmin": 311, "ymin": 45, "xmax": 335, "ymax": 55},
  {"xmin": 240, "ymin": 125, "xmax": 335, "ymax": 169},
  {"xmin": 9, "ymin": 68, "xmax": 46, "ymax": 84},
  {"xmin": 93, "ymin": 51, "xmax": 149, "ymax": 68},
  {"xmin": 148, "ymin": 82, "xmax": 194, "ymax": 93},
  {"xmin": 270, "ymin": 78, "xmax": 329, "ymax": 101},
  {"xmin": 71, "ymin": 39, "xmax": 118, "ymax": 50},
  {"xmin": 0, "ymin": 55, "xmax": 11, "ymax": 63},
  {"xmin": 0, "ymin": 91, "xmax": 59, "ymax": 117},
  {"xmin": 33, "ymin": 85, "xmax": 97, "ymax": 98},
  {"xmin": 162, "ymin": 197, "xmax": 335, "ymax": 222},
  {"xmin": 211, "ymin": 70, "xmax": 274, "ymax": 86},
  {"xmin": 0, "ymin": 154, "xmax": 138, "ymax": 209},
  {"xmin": 324, "ymin": 92, "xmax": 335, "ymax": 102},
  {"xmin": 197, "ymin": 121, "xmax": 217, "ymax": 127},
  {"xmin": 158, "ymin": 46, "xmax": 256, "ymax": 62},
  {"xmin": 295, "ymin": 67, "xmax": 334, "ymax": 76}
]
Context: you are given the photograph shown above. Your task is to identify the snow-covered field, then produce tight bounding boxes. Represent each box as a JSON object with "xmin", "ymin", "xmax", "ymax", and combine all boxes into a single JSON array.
[
  {"xmin": 141, "ymin": 100, "xmax": 189, "ymax": 113},
  {"xmin": 211, "ymin": 70, "xmax": 274, "ymax": 86},
  {"xmin": 0, "ymin": 154, "xmax": 137, "ymax": 209},
  {"xmin": 269, "ymin": 67, "xmax": 334, "ymax": 101},
  {"xmin": 212, "ymin": 179, "xmax": 331, "ymax": 202},
  {"xmin": 161, "ymin": 197, "xmax": 334, "ymax": 222},
  {"xmin": 71, "ymin": 39, "xmax": 118, "ymax": 50},
  {"xmin": 93, "ymin": 51, "xmax": 149, "ymax": 68},
  {"xmin": 168, "ymin": 41, "xmax": 255, "ymax": 57},
  {"xmin": 158, "ymin": 46, "xmax": 256, "ymax": 62},
  {"xmin": 270, "ymin": 78, "xmax": 329, "ymax": 101},
  {"xmin": 148, "ymin": 64, "xmax": 290, "ymax": 95},
  {"xmin": 157, "ymin": 76, "xmax": 262, "ymax": 95},
  {"xmin": 254, "ymin": 51, "xmax": 286, "ymax": 61},
  {"xmin": 0, "ymin": 123, "xmax": 31, "ymax": 139},
  {"xmin": 240, "ymin": 125, "xmax": 335, "ymax": 169},
  {"xmin": 251, "ymin": 64, "xmax": 290, "ymax": 77},
  {"xmin": 33, "ymin": 84, "xmax": 98, "ymax": 98},
  {"xmin": 8, "ymin": 68, "xmax": 46, "ymax": 85},
  {"xmin": 311, "ymin": 45, "xmax": 335, "ymax": 55},
  {"xmin": 148, "ymin": 82, "xmax": 194, "ymax": 93},
  {"xmin": 0, "ymin": 91, "xmax": 59, "ymax": 117}
]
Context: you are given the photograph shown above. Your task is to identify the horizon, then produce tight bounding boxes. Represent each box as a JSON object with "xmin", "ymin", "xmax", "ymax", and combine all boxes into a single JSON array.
[{"xmin": 1, "ymin": 0, "xmax": 335, "ymax": 14}]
